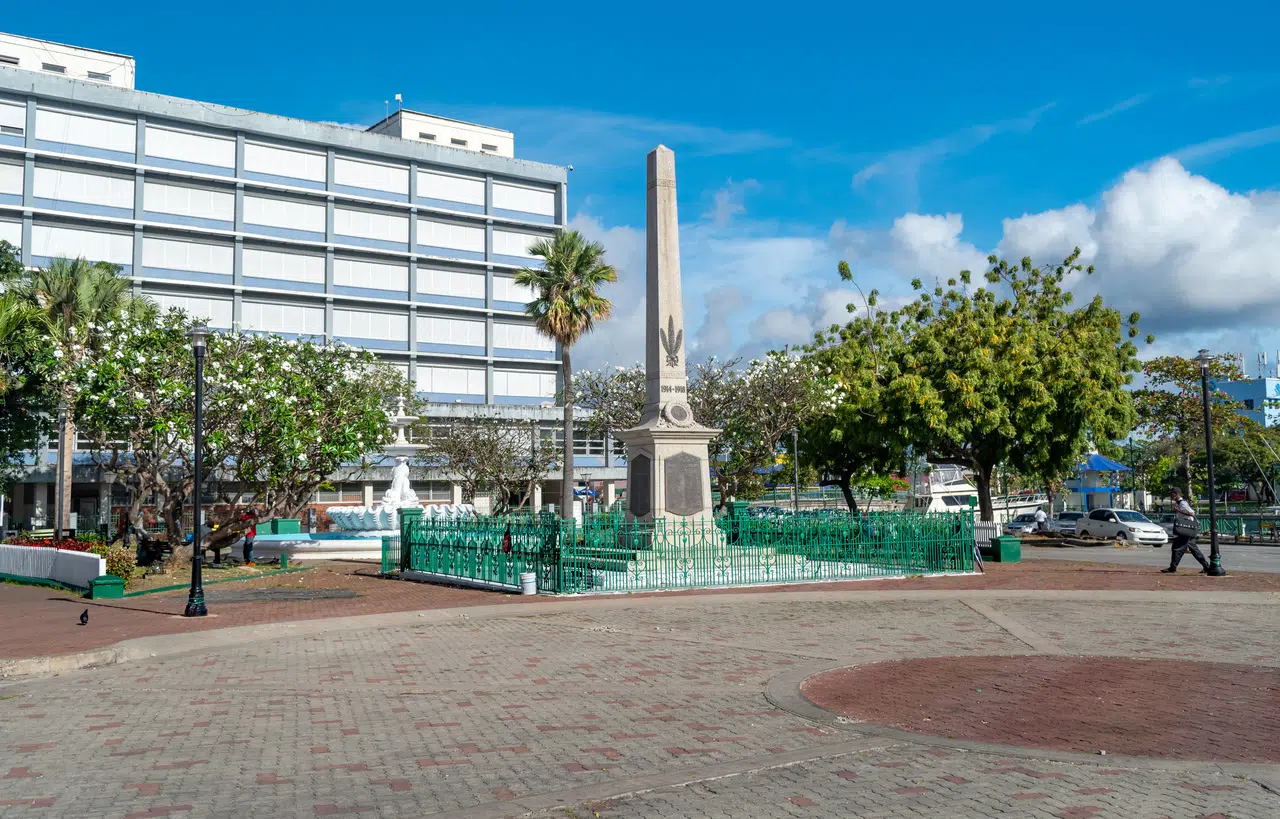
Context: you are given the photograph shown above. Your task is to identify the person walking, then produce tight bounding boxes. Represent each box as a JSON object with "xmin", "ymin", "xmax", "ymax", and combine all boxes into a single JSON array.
[
  {"xmin": 1163, "ymin": 489, "xmax": 1210, "ymax": 573},
  {"xmin": 240, "ymin": 510, "xmax": 257, "ymax": 567},
  {"xmin": 1033, "ymin": 506, "xmax": 1048, "ymax": 533}
]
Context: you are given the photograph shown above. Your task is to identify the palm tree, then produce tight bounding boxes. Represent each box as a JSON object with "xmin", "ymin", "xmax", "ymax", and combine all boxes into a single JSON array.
[
  {"xmin": 17, "ymin": 257, "xmax": 134, "ymax": 532},
  {"xmin": 515, "ymin": 231, "xmax": 617, "ymax": 519}
]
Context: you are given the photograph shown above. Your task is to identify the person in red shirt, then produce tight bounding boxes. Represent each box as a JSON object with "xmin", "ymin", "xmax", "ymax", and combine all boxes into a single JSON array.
[{"xmin": 240, "ymin": 510, "xmax": 258, "ymax": 566}]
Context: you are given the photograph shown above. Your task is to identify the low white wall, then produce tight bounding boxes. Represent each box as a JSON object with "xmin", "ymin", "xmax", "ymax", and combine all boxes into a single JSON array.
[{"xmin": 0, "ymin": 543, "xmax": 105, "ymax": 589}]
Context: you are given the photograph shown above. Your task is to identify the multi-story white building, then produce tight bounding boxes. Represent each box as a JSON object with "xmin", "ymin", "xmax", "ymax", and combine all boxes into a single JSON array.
[{"xmin": 0, "ymin": 32, "xmax": 625, "ymax": 529}]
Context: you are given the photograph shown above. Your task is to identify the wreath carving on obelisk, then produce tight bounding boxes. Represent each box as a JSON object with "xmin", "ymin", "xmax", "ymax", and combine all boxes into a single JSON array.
[{"xmin": 659, "ymin": 315, "xmax": 682, "ymax": 367}]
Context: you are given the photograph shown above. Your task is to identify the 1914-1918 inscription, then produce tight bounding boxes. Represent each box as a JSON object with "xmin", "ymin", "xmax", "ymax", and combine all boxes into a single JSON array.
[
  {"xmin": 629, "ymin": 454, "xmax": 652, "ymax": 518},
  {"xmin": 664, "ymin": 452, "xmax": 703, "ymax": 516}
]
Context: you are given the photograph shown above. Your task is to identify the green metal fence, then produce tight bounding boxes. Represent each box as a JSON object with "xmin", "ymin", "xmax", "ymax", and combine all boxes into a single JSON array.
[{"xmin": 391, "ymin": 509, "xmax": 974, "ymax": 594}]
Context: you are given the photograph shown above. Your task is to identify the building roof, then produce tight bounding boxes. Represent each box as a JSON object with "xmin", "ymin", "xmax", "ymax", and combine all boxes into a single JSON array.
[{"xmin": 1080, "ymin": 453, "xmax": 1131, "ymax": 472}]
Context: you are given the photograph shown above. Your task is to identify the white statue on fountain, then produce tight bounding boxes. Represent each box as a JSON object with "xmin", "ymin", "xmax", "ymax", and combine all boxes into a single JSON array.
[
  {"xmin": 326, "ymin": 402, "xmax": 476, "ymax": 533},
  {"xmin": 382, "ymin": 456, "xmax": 419, "ymax": 508}
]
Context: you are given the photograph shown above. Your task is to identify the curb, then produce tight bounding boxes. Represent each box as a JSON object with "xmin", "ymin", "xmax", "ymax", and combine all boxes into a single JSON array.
[{"xmin": 3, "ymin": 587, "xmax": 1279, "ymax": 681}]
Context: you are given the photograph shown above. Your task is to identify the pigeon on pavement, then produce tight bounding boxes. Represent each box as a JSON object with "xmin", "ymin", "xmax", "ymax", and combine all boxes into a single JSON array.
[{"xmin": 79, "ymin": 609, "xmax": 89, "ymax": 626}]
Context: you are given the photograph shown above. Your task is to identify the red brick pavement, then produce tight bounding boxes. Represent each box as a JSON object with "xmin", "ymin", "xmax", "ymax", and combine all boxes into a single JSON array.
[
  {"xmin": 4, "ymin": 558, "xmax": 1278, "ymax": 661},
  {"xmin": 803, "ymin": 656, "xmax": 1280, "ymax": 762}
]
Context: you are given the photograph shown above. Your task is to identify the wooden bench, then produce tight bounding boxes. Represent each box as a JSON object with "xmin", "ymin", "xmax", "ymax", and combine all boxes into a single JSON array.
[{"xmin": 26, "ymin": 528, "xmax": 56, "ymax": 541}]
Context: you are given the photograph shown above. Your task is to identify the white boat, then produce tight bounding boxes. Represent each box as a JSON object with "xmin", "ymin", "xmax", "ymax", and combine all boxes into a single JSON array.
[{"xmin": 912, "ymin": 466, "xmax": 1048, "ymax": 523}]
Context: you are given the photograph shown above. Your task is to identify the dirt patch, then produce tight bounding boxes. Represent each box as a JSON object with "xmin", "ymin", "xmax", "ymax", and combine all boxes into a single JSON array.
[{"xmin": 803, "ymin": 656, "xmax": 1280, "ymax": 763}]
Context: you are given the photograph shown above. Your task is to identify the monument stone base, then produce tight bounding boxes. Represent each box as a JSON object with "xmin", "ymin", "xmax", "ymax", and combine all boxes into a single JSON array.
[{"xmin": 615, "ymin": 422, "xmax": 720, "ymax": 528}]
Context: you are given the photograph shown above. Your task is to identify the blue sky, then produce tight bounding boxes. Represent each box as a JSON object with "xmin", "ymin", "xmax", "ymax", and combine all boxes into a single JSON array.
[{"xmin": 10, "ymin": 1, "xmax": 1280, "ymax": 370}]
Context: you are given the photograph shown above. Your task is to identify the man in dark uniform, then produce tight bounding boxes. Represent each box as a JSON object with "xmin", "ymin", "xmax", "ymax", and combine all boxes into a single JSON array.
[{"xmin": 1163, "ymin": 489, "xmax": 1210, "ymax": 574}]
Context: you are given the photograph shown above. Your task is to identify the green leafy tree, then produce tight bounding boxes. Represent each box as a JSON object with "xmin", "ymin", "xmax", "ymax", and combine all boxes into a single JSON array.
[
  {"xmin": 1133, "ymin": 355, "xmax": 1245, "ymax": 501},
  {"xmin": 0, "ymin": 242, "xmax": 49, "ymax": 488},
  {"xmin": 849, "ymin": 250, "xmax": 1146, "ymax": 520},
  {"xmin": 19, "ymin": 257, "xmax": 135, "ymax": 531},
  {"xmin": 515, "ymin": 230, "xmax": 617, "ymax": 518},
  {"xmin": 707, "ymin": 352, "xmax": 841, "ymax": 506},
  {"xmin": 801, "ymin": 271, "xmax": 906, "ymax": 511}
]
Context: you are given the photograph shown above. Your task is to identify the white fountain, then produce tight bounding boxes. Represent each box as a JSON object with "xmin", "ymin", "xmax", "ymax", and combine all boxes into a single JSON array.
[
  {"xmin": 256, "ymin": 398, "xmax": 474, "ymax": 561},
  {"xmin": 326, "ymin": 398, "xmax": 476, "ymax": 535}
]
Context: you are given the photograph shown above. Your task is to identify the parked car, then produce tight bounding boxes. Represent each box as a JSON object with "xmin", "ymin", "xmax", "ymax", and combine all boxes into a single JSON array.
[
  {"xmin": 1051, "ymin": 511, "xmax": 1084, "ymax": 534},
  {"xmin": 1155, "ymin": 513, "xmax": 1178, "ymax": 536},
  {"xmin": 1004, "ymin": 514, "xmax": 1038, "ymax": 536},
  {"xmin": 1075, "ymin": 508, "xmax": 1169, "ymax": 545}
]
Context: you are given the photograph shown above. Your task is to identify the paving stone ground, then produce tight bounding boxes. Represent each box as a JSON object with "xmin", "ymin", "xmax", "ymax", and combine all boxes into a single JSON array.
[
  {"xmin": 5, "ymin": 557, "xmax": 1280, "ymax": 661},
  {"xmin": 1, "ymin": 589, "xmax": 1278, "ymax": 818}
]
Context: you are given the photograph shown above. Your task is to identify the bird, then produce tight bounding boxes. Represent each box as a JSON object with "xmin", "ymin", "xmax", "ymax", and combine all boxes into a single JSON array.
[{"xmin": 79, "ymin": 609, "xmax": 88, "ymax": 626}]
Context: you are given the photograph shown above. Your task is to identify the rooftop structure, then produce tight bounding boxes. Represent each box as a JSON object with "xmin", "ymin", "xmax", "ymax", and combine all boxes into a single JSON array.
[
  {"xmin": 0, "ymin": 32, "xmax": 135, "ymax": 89},
  {"xmin": 367, "ymin": 109, "xmax": 514, "ymax": 158}
]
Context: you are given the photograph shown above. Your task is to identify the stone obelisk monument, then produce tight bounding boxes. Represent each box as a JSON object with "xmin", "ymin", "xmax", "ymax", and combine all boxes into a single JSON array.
[{"xmin": 615, "ymin": 146, "xmax": 719, "ymax": 524}]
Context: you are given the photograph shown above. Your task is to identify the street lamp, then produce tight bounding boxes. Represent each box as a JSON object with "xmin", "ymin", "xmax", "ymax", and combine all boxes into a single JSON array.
[
  {"xmin": 1198, "ymin": 349, "xmax": 1227, "ymax": 576},
  {"xmin": 54, "ymin": 401, "xmax": 68, "ymax": 540},
  {"xmin": 184, "ymin": 323, "xmax": 210, "ymax": 617}
]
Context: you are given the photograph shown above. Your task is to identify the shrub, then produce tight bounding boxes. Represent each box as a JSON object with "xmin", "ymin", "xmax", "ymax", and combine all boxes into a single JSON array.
[{"xmin": 104, "ymin": 546, "xmax": 137, "ymax": 588}]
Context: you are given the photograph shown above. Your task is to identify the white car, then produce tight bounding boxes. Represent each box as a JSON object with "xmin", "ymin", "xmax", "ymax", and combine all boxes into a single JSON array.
[
  {"xmin": 1076, "ymin": 508, "xmax": 1169, "ymax": 545},
  {"xmin": 1052, "ymin": 511, "xmax": 1084, "ymax": 534},
  {"xmin": 1004, "ymin": 514, "xmax": 1038, "ymax": 536}
]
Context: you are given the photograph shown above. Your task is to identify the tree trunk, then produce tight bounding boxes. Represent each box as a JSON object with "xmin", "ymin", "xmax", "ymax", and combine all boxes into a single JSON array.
[
  {"xmin": 973, "ymin": 463, "xmax": 994, "ymax": 522},
  {"xmin": 835, "ymin": 474, "xmax": 858, "ymax": 513},
  {"xmin": 1179, "ymin": 445, "xmax": 1193, "ymax": 501},
  {"xmin": 58, "ymin": 415, "xmax": 75, "ymax": 532},
  {"xmin": 561, "ymin": 345, "xmax": 574, "ymax": 520}
]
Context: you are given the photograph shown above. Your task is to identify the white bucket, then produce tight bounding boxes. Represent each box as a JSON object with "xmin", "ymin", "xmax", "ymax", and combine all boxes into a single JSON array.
[{"xmin": 519, "ymin": 571, "xmax": 538, "ymax": 595}]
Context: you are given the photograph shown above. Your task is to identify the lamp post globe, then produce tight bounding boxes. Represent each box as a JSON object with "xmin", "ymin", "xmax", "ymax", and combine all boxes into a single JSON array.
[
  {"xmin": 184, "ymin": 322, "xmax": 210, "ymax": 617},
  {"xmin": 1197, "ymin": 348, "xmax": 1227, "ymax": 576}
]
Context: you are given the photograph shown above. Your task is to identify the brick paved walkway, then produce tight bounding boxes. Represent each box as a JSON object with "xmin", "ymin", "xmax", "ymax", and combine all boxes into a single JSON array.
[
  {"xmin": 1, "ymin": 589, "xmax": 1278, "ymax": 818},
  {"xmin": 5, "ymin": 557, "xmax": 1280, "ymax": 661}
]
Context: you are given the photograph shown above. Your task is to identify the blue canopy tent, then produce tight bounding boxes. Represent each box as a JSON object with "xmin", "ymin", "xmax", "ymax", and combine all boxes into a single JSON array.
[{"xmin": 1066, "ymin": 453, "xmax": 1133, "ymax": 511}]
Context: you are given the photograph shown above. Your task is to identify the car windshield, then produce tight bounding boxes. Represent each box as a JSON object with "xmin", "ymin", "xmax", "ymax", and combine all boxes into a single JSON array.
[
  {"xmin": 1115, "ymin": 511, "xmax": 1151, "ymax": 523},
  {"xmin": 1014, "ymin": 515, "xmax": 1035, "ymax": 522},
  {"xmin": 1058, "ymin": 513, "xmax": 1082, "ymax": 520}
]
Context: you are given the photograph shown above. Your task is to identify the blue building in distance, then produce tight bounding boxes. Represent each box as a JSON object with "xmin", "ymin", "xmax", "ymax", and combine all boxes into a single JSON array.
[{"xmin": 1216, "ymin": 378, "xmax": 1280, "ymax": 427}]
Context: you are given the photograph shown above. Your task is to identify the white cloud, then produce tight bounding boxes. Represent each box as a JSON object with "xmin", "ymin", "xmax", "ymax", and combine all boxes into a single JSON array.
[
  {"xmin": 1076, "ymin": 94, "xmax": 1151, "ymax": 126},
  {"xmin": 1170, "ymin": 124, "xmax": 1280, "ymax": 164},
  {"xmin": 852, "ymin": 103, "xmax": 1055, "ymax": 205},
  {"xmin": 889, "ymin": 213, "xmax": 989, "ymax": 280},
  {"xmin": 574, "ymin": 157, "xmax": 1280, "ymax": 372},
  {"xmin": 702, "ymin": 179, "xmax": 761, "ymax": 228},
  {"xmin": 1000, "ymin": 204, "xmax": 1098, "ymax": 263}
]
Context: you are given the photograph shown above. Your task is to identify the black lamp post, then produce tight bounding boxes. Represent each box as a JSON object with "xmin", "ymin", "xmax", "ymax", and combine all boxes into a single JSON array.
[
  {"xmin": 1198, "ymin": 348, "xmax": 1227, "ymax": 576},
  {"xmin": 184, "ymin": 323, "xmax": 210, "ymax": 617}
]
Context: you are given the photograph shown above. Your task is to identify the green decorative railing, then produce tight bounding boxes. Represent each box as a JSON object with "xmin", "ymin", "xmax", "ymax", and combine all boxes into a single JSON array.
[{"xmin": 391, "ymin": 509, "xmax": 974, "ymax": 594}]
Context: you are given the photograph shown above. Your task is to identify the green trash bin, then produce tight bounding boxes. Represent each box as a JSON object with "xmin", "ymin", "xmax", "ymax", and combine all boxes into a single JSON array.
[
  {"xmin": 983, "ymin": 535, "xmax": 1022, "ymax": 563},
  {"xmin": 88, "ymin": 574, "xmax": 125, "ymax": 599}
]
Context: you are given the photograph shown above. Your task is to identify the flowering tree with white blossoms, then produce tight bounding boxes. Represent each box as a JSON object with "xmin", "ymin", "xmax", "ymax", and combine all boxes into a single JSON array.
[
  {"xmin": 201, "ymin": 331, "xmax": 406, "ymax": 551},
  {"xmin": 72, "ymin": 305, "xmax": 409, "ymax": 553},
  {"xmin": 72, "ymin": 303, "xmax": 197, "ymax": 544}
]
